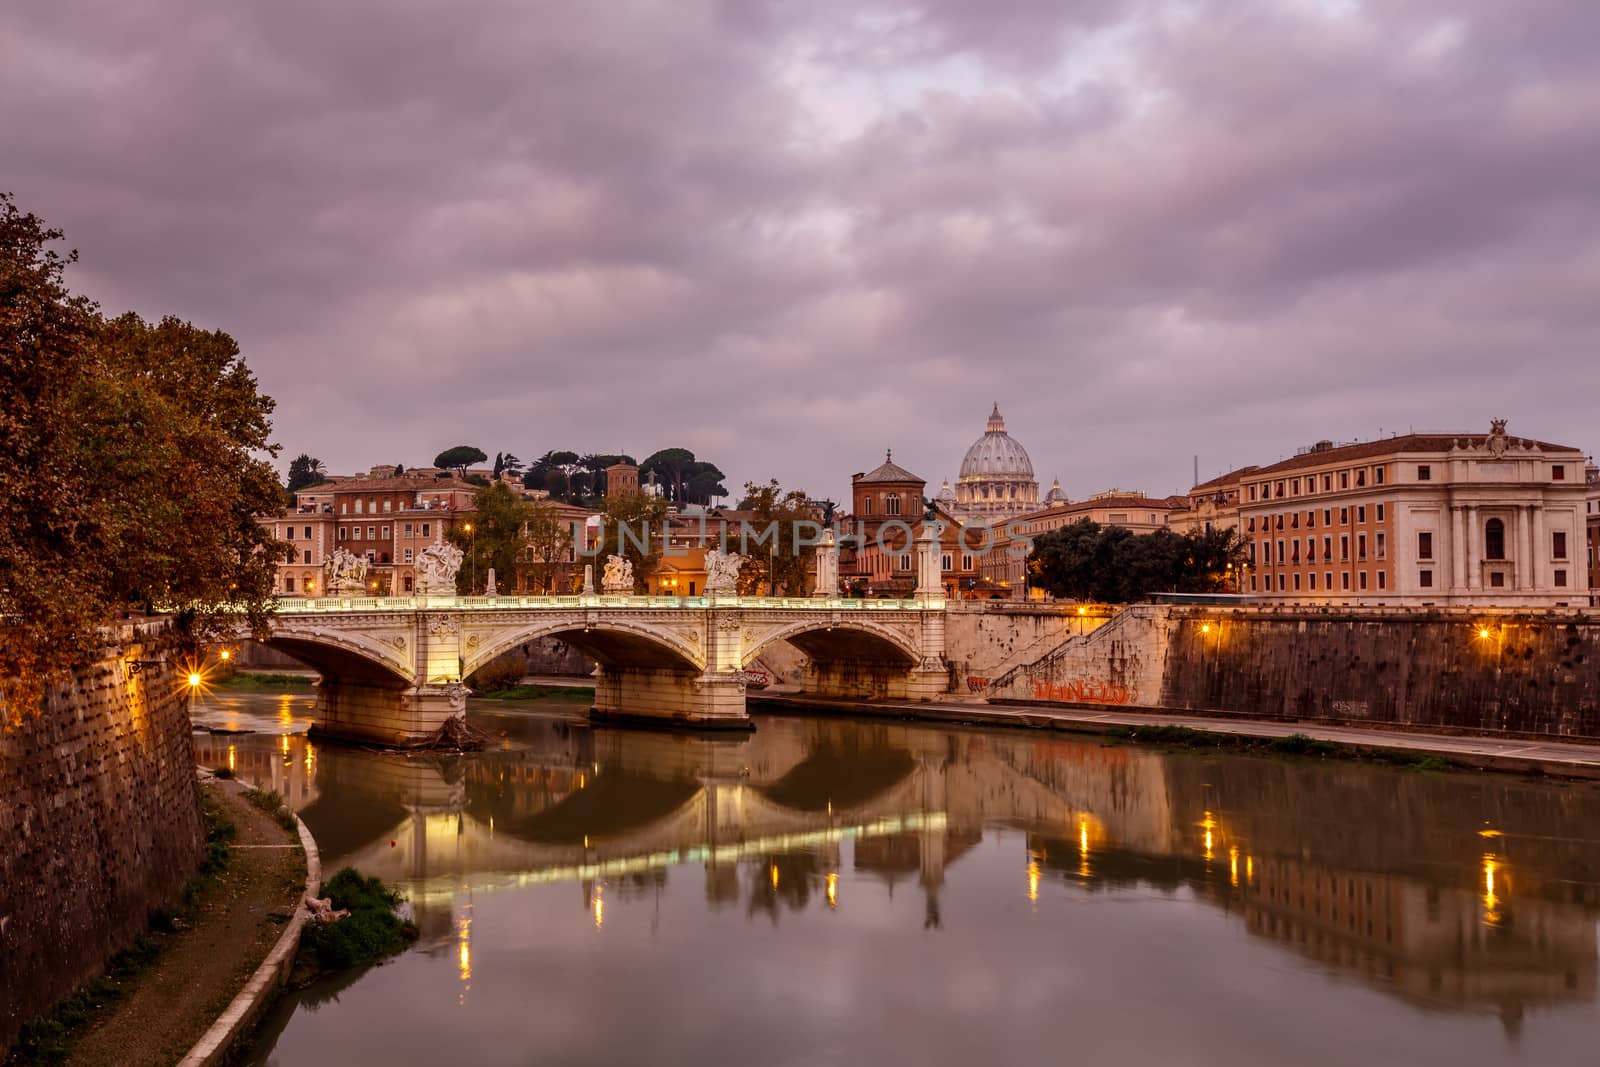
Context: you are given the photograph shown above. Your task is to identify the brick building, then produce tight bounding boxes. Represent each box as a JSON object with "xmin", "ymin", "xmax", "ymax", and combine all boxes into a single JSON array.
[
  {"xmin": 840, "ymin": 451, "xmax": 981, "ymax": 597},
  {"xmin": 1239, "ymin": 422, "xmax": 1588, "ymax": 606}
]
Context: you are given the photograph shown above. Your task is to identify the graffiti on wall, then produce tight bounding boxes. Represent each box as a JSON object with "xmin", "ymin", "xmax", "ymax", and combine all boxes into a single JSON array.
[
  {"xmin": 966, "ymin": 676, "xmax": 990, "ymax": 693},
  {"xmin": 1032, "ymin": 677, "xmax": 1135, "ymax": 706}
]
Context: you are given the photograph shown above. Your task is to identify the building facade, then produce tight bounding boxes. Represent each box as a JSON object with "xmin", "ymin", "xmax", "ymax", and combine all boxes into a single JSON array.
[
  {"xmin": 841, "ymin": 452, "xmax": 981, "ymax": 597},
  {"xmin": 1239, "ymin": 423, "xmax": 1588, "ymax": 606},
  {"xmin": 1586, "ymin": 462, "xmax": 1599, "ymax": 604}
]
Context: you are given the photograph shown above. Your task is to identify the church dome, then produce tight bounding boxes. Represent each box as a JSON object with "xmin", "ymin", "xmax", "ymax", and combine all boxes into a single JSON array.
[
  {"xmin": 959, "ymin": 404, "xmax": 1035, "ymax": 481},
  {"xmin": 953, "ymin": 404, "xmax": 1040, "ymax": 517}
]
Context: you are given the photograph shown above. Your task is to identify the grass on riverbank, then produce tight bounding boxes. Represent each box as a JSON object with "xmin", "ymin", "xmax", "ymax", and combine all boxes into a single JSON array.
[
  {"xmin": 475, "ymin": 684, "xmax": 593, "ymax": 701},
  {"xmin": 298, "ymin": 869, "xmax": 419, "ymax": 971},
  {"xmin": 213, "ymin": 672, "xmax": 316, "ymax": 692},
  {"xmin": 5, "ymin": 795, "xmax": 237, "ymax": 1066},
  {"xmin": 1102, "ymin": 724, "xmax": 1463, "ymax": 772},
  {"xmin": 243, "ymin": 788, "xmax": 299, "ymax": 834}
]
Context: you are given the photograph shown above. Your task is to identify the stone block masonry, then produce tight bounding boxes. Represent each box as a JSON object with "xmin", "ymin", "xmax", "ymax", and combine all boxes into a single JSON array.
[
  {"xmin": 0, "ymin": 623, "xmax": 206, "ymax": 1053},
  {"xmin": 990, "ymin": 606, "xmax": 1600, "ymax": 740}
]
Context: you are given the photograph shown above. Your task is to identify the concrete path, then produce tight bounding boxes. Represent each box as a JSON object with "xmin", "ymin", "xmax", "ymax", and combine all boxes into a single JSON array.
[{"xmin": 752, "ymin": 695, "xmax": 1600, "ymax": 780}]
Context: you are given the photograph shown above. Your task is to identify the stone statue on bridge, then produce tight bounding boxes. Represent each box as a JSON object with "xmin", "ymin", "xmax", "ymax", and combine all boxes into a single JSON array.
[
  {"xmin": 414, "ymin": 537, "xmax": 465, "ymax": 594},
  {"xmin": 323, "ymin": 547, "xmax": 369, "ymax": 593},
  {"xmin": 704, "ymin": 549, "xmax": 744, "ymax": 593},
  {"xmin": 601, "ymin": 554, "xmax": 633, "ymax": 594}
]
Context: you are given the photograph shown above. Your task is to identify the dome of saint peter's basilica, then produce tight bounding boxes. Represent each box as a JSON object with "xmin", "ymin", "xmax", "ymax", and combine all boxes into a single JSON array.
[{"xmin": 952, "ymin": 403, "xmax": 1040, "ymax": 518}]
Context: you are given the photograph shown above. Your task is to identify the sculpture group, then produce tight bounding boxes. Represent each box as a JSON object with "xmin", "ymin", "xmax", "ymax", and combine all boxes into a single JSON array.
[
  {"xmin": 322, "ymin": 547, "xmax": 369, "ymax": 593},
  {"xmin": 601, "ymin": 554, "xmax": 634, "ymax": 594},
  {"xmin": 414, "ymin": 538, "xmax": 465, "ymax": 594},
  {"xmin": 704, "ymin": 549, "xmax": 743, "ymax": 592}
]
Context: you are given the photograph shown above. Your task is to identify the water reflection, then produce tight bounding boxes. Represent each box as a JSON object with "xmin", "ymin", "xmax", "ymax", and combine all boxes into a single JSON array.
[{"xmin": 194, "ymin": 696, "xmax": 1600, "ymax": 1066}]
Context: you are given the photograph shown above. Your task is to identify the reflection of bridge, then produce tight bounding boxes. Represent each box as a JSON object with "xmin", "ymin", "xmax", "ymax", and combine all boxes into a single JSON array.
[
  {"xmin": 195, "ymin": 711, "xmax": 1600, "ymax": 1030},
  {"xmin": 259, "ymin": 590, "xmax": 949, "ymax": 743}
]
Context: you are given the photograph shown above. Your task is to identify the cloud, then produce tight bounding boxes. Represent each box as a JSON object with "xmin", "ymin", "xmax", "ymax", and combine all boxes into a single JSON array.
[{"xmin": 3, "ymin": 0, "xmax": 1596, "ymax": 499}]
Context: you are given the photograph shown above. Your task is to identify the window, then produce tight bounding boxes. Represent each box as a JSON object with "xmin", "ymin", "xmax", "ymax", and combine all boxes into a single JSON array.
[
  {"xmin": 367, "ymin": 526, "xmax": 376, "ymax": 540},
  {"xmin": 340, "ymin": 501, "xmax": 348, "ymax": 514},
  {"xmin": 1325, "ymin": 571, "xmax": 1333, "ymax": 590},
  {"xmin": 1293, "ymin": 574, "xmax": 1301, "ymax": 591},
  {"xmin": 1377, "ymin": 571, "xmax": 1386, "ymax": 590},
  {"xmin": 1340, "ymin": 508, "xmax": 1349, "ymax": 524},
  {"xmin": 1375, "ymin": 467, "xmax": 1385, "ymax": 485},
  {"xmin": 961, "ymin": 553, "xmax": 974, "ymax": 571},
  {"xmin": 302, "ymin": 526, "xmax": 310, "ymax": 540},
  {"xmin": 1417, "ymin": 465, "xmax": 1431, "ymax": 481},
  {"xmin": 1291, "ymin": 513, "xmax": 1300, "ymax": 529},
  {"xmin": 1357, "ymin": 506, "xmax": 1366, "ymax": 523},
  {"xmin": 302, "ymin": 550, "xmax": 311, "ymax": 564},
  {"xmin": 1553, "ymin": 531, "xmax": 1568, "ymax": 560},
  {"xmin": 1356, "ymin": 469, "xmax": 1367, "ymax": 487},
  {"xmin": 1341, "ymin": 572, "xmax": 1350, "ymax": 591},
  {"xmin": 1310, "ymin": 572, "xmax": 1318, "ymax": 590},
  {"xmin": 1553, "ymin": 465, "xmax": 1566, "ymax": 481},
  {"xmin": 404, "ymin": 576, "xmax": 414, "ymax": 592},
  {"xmin": 1276, "ymin": 515, "xmax": 1285, "ymax": 530},
  {"xmin": 1358, "ymin": 534, "xmax": 1368, "ymax": 561},
  {"xmin": 1276, "ymin": 481, "xmax": 1285, "ymax": 498},
  {"xmin": 1249, "ymin": 485, "xmax": 1258, "ymax": 502},
  {"xmin": 1375, "ymin": 504, "xmax": 1385, "ymax": 522},
  {"xmin": 1340, "ymin": 535, "xmax": 1350, "ymax": 562},
  {"xmin": 1277, "ymin": 540, "xmax": 1286, "ymax": 565},
  {"xmin": 339, "ymin": 527, "xmax": 347, "ymax": 541},
  {"xmin": 421, "ymin": 523, "xmax": 430, "ymax": 538},
  {"xmin": 1485, "ymin": 518, "xmax": 1506, "ymax": 560},
  {"xmin": 1376, "ymin": 532, "xmax": 1386, "ymax": 559},
  {"xmin": 1490, "ymin": 572, "xmax": 1505, "ymax": 588},
  {"xmin": 1292, "ymin": 478, "xmax": 1301, "ymax": 496},
  {"xmin": 1359, "ymin": 571, "xmax": 1368, "ymax": 590},
  {"xmin": 404, "ymin": 523, "xmax": 413, "ymax": 538},
  {"xmin": 355, "ymin": 498, "xmax": 364, "ymax": 515},
  {"xmin": 1340, "ymin": 472, "xmax": 1349, "ymax": 489},
  {"xmin": 285, "ymin": 577, "xmax": 295, "ymax": 592},
  {"xmin": 898, "ymin": 553, "xmax": 914, "ymax": 571},
  {"xmin": 1109, "ymin": 513, "xmax": 1128, "ymax": 524},
  {"xmin": 1248, "ymin": 517, "xmax": 1256, "ymax": 532},
  {"xmin": 1323, "ymin": 509, "xmax": 1332, "ymax": 525},
  {"xmin": 861, "ymin": 497, "xmax": 873, "ymax": 515},
  {"xmin": 1307, "ymin": 511, "xmax": 1316, "ymax": 528},
  {"xmin": 1249, "ymin": 542, "xmax": 1258, "ymax": 564},
  {"xmin": 1555, "ymin": 569, "xmax": 1568, "ymax": 587},
  {"xmin": 1323, "ymin": 536, "xmax": 1332, "ymax": 560},
  {"xmin": 1418, "ymin": 532, "xmax": 1433, "ymax": 560},
  {"xmin": 404, "ymin": 547, "xmax": 414, "ymax": 564},
  {"xmin": 383, "ymin": 499, "xmax": 392, "ymax": 513},
  {"xmin": 1307, "ymin": 539, "xmax": 1317, "ymax": 563},
  {"xmin": 941, "ymin": 553, "xmax": 953, "ymax": 571},
  {"xmin": 381, "ymin": 526, "xmax": 389, "ymax": 539},
  {"xmin": 886, "ymin": 494, "xmax": 901, "ymax": 515},
  {"xmin": 1278, "ymin": 574, "xmax": 1286, "ymax": 591},
  {"xmin": 1420, "ymin": 570, "xmax": 1433, "ymax": 588},
  {"xmin": 1250, "ymin": 575, "xmax": 1258, "ymax": 591}
]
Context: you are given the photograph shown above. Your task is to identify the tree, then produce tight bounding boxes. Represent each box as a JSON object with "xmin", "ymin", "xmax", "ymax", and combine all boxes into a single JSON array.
[
  {"xmin": 640, "ymin": 448, "xmax": 725, "ymax": 505},
  {"xmin": 433, "ymin": 444, "xmax": 487, "ymax": 476},
  {"xmin": 1028, "ymin": 520, "xmax": 1247, "ymax": 603},
  {"xmin": 447, "ymin": 482, "xmax": 530, "ymax": 594},
  {"xmin": 587, "ymin": 490, "xmax": 670, "ymax": 593},
  {"xmin": 734, "ymin": 480, "xmax": 818, "ymax": 595},
  {"xmin": 0, "ymin": 193, "xmax": 287, "ymax": 716},
  {"xmin": 521, "ymin": 498, "xmax": 575, "ymax": 594},
  {"xmin": 286, "ymin": 453, "xmax": 327, "ymax": 493}
]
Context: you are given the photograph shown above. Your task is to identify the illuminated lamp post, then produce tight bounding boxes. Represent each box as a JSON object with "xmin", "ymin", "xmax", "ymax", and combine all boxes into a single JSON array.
[{"xmin": 464, "ymin": 522, "xmax": 476, "ymax": 594}]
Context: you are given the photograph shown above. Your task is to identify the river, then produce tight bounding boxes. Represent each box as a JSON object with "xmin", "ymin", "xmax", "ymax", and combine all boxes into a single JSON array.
[{"xmin": 191, "ymin": 690, "xmax": 1600, "ymax": 1066}]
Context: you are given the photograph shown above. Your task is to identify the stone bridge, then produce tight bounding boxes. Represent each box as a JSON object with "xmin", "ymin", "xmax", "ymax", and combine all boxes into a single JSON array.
[{"xmin": 259, "ymin": 591, "xmax": 948, "ymax": 744}]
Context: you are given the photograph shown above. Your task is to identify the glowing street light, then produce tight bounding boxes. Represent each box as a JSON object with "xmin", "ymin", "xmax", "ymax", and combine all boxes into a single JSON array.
[{"xmin": 188, "ymin": 672, "xmax": 203, "ymax": 688}]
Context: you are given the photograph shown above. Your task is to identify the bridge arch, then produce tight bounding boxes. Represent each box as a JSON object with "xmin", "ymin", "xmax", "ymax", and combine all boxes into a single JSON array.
[
  {"xmin": 740, "ymin": 619, "xmax": 922, "ymax": 670},
  {"xmin": 462, "ymin": 617, "xmax": 706, "ymax": 680},
  {"xmin": 263, "ymin": 624, "xmax": 414, "ymax": 687}
]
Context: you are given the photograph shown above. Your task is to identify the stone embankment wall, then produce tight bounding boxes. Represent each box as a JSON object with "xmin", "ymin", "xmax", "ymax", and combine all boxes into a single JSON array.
[
  {"xmin": 0, "ymin": 623, "xmax": 206, "ymax": 1052},
  {"xmin": 988, "ymin": 606, "xmax": 1600, "ymax": 738},
  {"xmin": 944, "ymin": 602, "xmax": 1111, "ymax": 697}
]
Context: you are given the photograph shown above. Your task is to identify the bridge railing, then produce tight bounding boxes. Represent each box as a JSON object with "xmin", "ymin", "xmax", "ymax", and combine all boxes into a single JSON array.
[{"xmin": 269, "ymin": 593, "xmax": 947, "ymax": 614}]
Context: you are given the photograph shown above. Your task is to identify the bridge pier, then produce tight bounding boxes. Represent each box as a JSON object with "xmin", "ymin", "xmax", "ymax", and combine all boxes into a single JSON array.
[
  {"xmin": 310, "ymin": 678, "xmax": 467, "ymax": 747},
  {"xmin": 590, "ymin": 667, "xmax": 752, "ymax": 730}
]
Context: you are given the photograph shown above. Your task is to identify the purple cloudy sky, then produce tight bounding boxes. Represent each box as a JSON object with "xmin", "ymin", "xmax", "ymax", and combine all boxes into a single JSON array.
[{"xmin": 5, "ymin": 0, "xmax": 1597, "ymax": 502}]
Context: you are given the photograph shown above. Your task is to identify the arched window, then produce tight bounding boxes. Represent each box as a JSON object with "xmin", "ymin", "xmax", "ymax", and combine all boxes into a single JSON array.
[
  {"xmin": 1485, "ymin": 518, "xmax": 1506, "ymax": 560},
  {"xmin": 886, "ymin": 494, "xmax": 901, "ymax": 515}
]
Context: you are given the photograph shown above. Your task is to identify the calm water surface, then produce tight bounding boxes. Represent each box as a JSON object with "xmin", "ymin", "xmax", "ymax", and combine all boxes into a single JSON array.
[{"xmin": 192, "ymin": 690, "xmax": 1600, "ymax": 1066}]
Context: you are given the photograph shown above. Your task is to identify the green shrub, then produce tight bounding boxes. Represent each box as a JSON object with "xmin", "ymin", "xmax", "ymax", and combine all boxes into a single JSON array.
[{"xmin": 299, "ymin": 868, "xmax": 419, "ymax": 971}]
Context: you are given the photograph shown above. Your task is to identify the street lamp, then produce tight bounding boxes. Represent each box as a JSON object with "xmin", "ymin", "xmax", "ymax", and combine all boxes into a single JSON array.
[{"xmin": 463, "ymin": 522, "xmax": 476, "ymax": 594}]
